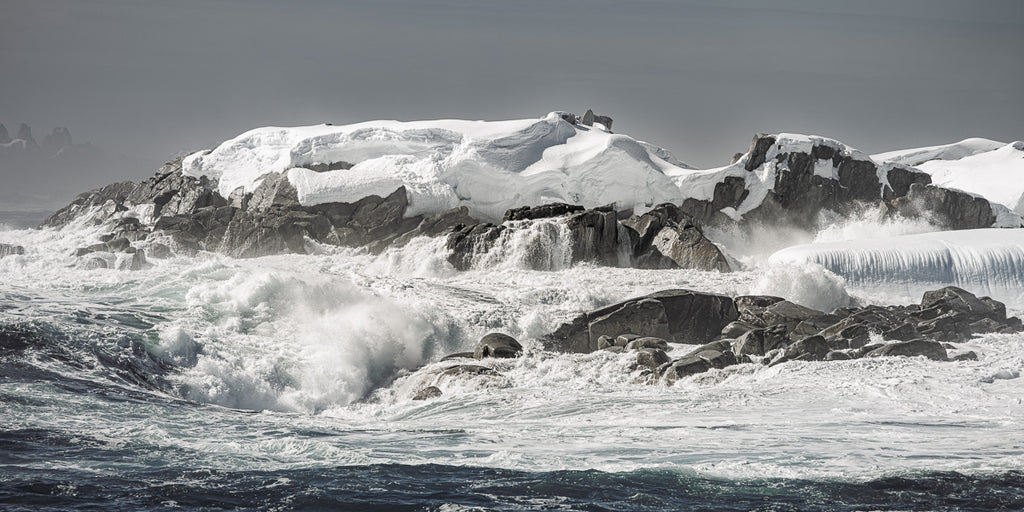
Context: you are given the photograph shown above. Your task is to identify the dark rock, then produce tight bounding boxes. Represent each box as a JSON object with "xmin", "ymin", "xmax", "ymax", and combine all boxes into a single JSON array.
[
  {"xmin": 866, "ymin": 339, "xmax": 948, "ymax": 361},
  {"xmin": 624, "ymin": 203, "xmax": 731, "ymax": 271},
  {"xmin": 412, "ymin": 386, "xmax": 442, "ymax": 400},
  {"xmin": 440, "ymin": 365, "xmax": 501, "ymax": 378},
  {"xmin": 597, "ymin": 335, "xmax": 615, "ymax": 350},
  {"xmin": 721, "ymin": 320, "xmax": 758, "ymax": 338},
  {"xmin": 969, "ymin": 318, "xmax": 1004, "ymax": 335},
  {"xmin": 825, "ymin": 350, "xmax": 853, "ymax": 361},
  {"xmin": 542, "ymin": 289, "xmax": 738, "ymax": 353},
  {"xmin": 732, "ymin": 329, "xmax": 765, "ymax": 356},
  {"xmin": 625, "ymin": 337, "xmax": 670, "ymax": 351},
  {"xmin": 892, "ymin": 183, "xmax": 995, "ymax": 230},
  {"xmin": 883, "ymin": 322, "xmax": 920, "ymax": 342},
  {"xmin": 588, "ymin": 299, "xmax": 672, "ymax": 351},
  {"xmin": 885, "ymin": 166, "xmax": 932, "ymax": 199},
  {"xmin": 565, "ymin": 209, "xmax": 621, "ymax": 266},
  {"xmin": 581, "ymin": 109, "xmax": 595, "ymax": 126},
  {"xmin": 921, "ymin": 286, "xmax": 1004, "ymax": 322},
  {"xmin": 744, "ymin": 134, "xmax": 776, "ymax": 171},
  {"xmin": 303, "ymin": 161, "xmax": 353, "ymax": 173},
  {"xmin": 776, "ymin": 335, "xmax": 830, "ymax": 364},
  {"xmin": 43, "ymin": 181, "xmax": 136, "ymax": 227},
  {"xmin": 474, "ymin": 333, "xmax": 523, "ymax": 359},
  {"xmin": 105, "ymin": 237, "xmax": 132, "ymax": 252},
  {"xmin": 662, "ymin": 355, "xmax": 711, "ymax": 382},
  {"xmin": 440, "ymin": 352, "xmax": 476, "ymax": 361},
  {"xmin": 593, "ymin": 115, "xmax": 613, "ymax": 131},
  {"xmin": 951, "ymin": 351, "xmax": 979, "ymax": 362},
  {"xmin": 635, "ymin": 348, "xmax": 671, "ymax": 370},
  {"xmin": 504, "ymin": 203, "xmax": 584, "ymax": 222},
  {"xmin": 0, "ymin": 243, "xmax": 25, "ymax": 258}
]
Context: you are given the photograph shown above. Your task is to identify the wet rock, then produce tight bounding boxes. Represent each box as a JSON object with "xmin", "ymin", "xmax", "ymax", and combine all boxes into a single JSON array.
[
  {"xmin": 951, "ymin": 351, "xmax": 979, "ymax": 362},
  {"xmin": 441, "ymin": 365, "xmax": 501, "ymax": 378},
  {"xmin": 503, "ymin": 203, "xmax": 583, "ymax": 221},
  {"xmin": 721, "ymin": 320, "xmax": 758, "ymax": 338},
  {"xmin": 825, "ymin": 350, "xmax": 853, "ymax": 361},
  {"xmin": 635, "ymin": 348, "xmax": 671, "ymax": 370},
  {"xmin": 625, "ymin": 337, "xmax": 670, "ymax": 351},
  {"xmin": 776, "ymin": 335, "xmax": 830, "ymax": 364},
  {"xmin": 891, "ymin": 183, "xmax": 995, "ymax": 230},
  {"xmin": 474, "ymin": 333, "xmax": 523, "ymax": 359},
  {"xmin": 624, "ymin": 203, "xmax": 731, "ymax": 271},
  {"xmin": 588, "ymin": 299, "xmax": 672, "ymax": 351},
  {"xmin": 597, "ymin": 335, "xmax": 615, "ymax": 350},
  {"xmin": 440, "ymin": 352, "xmax": 476, "ymax": 361},
  {"xmin": 0, "ymin": 243, "xmax": 25, "ymax": 258},
  {"xmin": 412, "ymin": 386, "xmax": 442, "ymax": 400},
  {"xmin": 866, "ymin": 339, "xmax": 947, "ymax": 361},
  {"xmin": 662, "ymin": 355, "xmax": 711, "ymax": 382}
]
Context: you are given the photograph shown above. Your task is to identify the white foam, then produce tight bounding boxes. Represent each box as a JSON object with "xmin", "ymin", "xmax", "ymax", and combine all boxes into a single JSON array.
[{"xmin": 770, "ymin": 228, "xmax": 1024, "ymax": 310}]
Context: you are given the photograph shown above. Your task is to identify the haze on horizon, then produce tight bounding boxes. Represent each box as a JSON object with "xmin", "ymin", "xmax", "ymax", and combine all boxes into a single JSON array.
[{"xmin": 2, "ymin": 0, "xmax": 1022, "ymax": 209}]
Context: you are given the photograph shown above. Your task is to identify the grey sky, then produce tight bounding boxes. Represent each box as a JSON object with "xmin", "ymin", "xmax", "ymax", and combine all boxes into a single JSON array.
[{"xmin": 2, "ymin": 0, "xmax": 1022, "ymax": 205}]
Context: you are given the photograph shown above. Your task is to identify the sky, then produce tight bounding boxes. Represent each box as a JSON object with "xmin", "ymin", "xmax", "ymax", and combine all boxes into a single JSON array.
[{"xmin": 1, "ymin": 0, "xmax": 1022, "ymax": 206}]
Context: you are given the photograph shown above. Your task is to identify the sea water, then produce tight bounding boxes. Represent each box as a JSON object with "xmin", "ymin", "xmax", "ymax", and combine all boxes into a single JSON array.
[{"xmin": 1, "ymin": 214, "xmax": 1022, "ymax": 511}]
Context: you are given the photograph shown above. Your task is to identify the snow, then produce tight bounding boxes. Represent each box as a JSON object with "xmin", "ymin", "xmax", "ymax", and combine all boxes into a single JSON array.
[
  {"xmin": 183, "ymin": 112, "xmax": 687, "ymax": 221},
  {"xmin": 183, "ymin": 114, "xmax": 1022, "ymax": 226},
  {"xmin": 872, "ymin": 137, "xmax": 1006, "ymax": 166},
  {"xmin": 874, "ymin": 139, "xmax": 1024, "ymax": 215},
  {"xmin": 769, "ymin": 228, "xmax": 1024, "ymax": 307}
]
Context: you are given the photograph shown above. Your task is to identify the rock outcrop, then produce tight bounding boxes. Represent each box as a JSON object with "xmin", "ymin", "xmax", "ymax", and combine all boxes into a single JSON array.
[
  {"xmin": 447, "ymin": 203, "xmax": 730, "ymax": 272},
  {"xmin": 681, "ymin": 133, "xmax": 1001, "ymax": 233},
  {"xmin": 540, "ymin": 285, "xmax": 1019, "ymax": 383}
]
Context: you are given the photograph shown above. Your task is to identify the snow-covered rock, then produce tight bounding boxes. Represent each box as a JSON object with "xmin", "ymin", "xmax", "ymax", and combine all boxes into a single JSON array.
[
  {"xmin": 182, "ymin": 112, "xmax": 686, "ymax": 222},
  {"xmin": 874, "ymin": 139, "xmax": 1024, "ymax": 215}
]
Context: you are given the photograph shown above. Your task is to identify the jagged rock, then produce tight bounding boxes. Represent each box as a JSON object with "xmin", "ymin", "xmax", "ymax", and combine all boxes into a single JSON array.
[
  {"xmin": 593, "ymin": 115, "xmax": 613, "ymax": 131},
  {"xmin": 248, "ymin": 172, "xmax": 301, "ymax": 212},
  {"xmin": 588, "ymin": 299, "xmax": 672, "ymax": 352},
  {"xmin": 474, "ymin": 333, "xmax": 523, "ymax": 359},
  {"xmin": 543, "ymin": 289, "xmax": 738, "ymax": 353},
  {"xmin": 721, "ymin": 320, "xmax": 758, "ymax": 338},
  {"xmin": 866, "ymin": 339, "xmax": 948, "ymax": 361},
  {"xmin": 0, "ymin": 244, "xmax": 24, "ymax": 258},
  {"xmin": 581, "ymin": 109, "xmax": 595, "ymax": 126},
  {"xmin": 884, "ymin": 166, "xmax": 932, "ymax": 199},
  {"xmin": 565, "ymin": 208, "xmax": 620, "ymax": 266},
  {"xmin": 732, "ymin": 329, "xmax": 765, "ymax": 356},
  {"xmin": 504, "ymin": 203, "xmax": 583, "ymax": 221},
  {"xmin": 43, "ymin": 181, "xmax": 136, "ymax": 227},
  {"xmin": 412, "ymin": 386, "xmax": 443, "ymax": 400},
  {"xmin": 891, "ymin": 183, "xmax": 995, "ymax": 230},
  {"xmin": 440, "ymin": 365, "xmax": 502, "ymax": 378},
  {"xmin": 624, "ymin": 204, "xmax": 731, "ymax": 271},
  {"xmin": 304, "ymin": 161, "xmax": 353, "ymax": 173},
  {"xmin": 40, "ymin": 127, "xmax": 72, "ymax": 156},
  {"xmin": 0, "ymin": 123, "xmax": 9, "ymax": 144},
  {"xmin": 662, "ymin": 355, "xmax": 711, "ymax": 382},
  {"xmin": 745, "ymin": 300, "xmax": 837, "ymax": 333},
  {"xmin": 781, "ymin": 335, "xmax": 830, "ymax": 362},
  {"xmin": 921, "ymin": 286, "xmax": 1004, "ymax": 321},
  {"xmin": 635, "ymin": 348, "xmax": 671, "ymax": 370}
]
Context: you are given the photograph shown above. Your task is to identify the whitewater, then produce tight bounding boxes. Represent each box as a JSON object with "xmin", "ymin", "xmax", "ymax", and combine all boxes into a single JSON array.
[
  {"xmin": 3, "ymin": 116, "xmax": 1024, "ymax": 509},
  {"xmin": 3, "ymin": 211, "xmax": 1024, "ymax": 510}
]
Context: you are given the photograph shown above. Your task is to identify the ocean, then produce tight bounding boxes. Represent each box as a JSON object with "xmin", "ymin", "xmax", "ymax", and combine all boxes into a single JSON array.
[{"xmin": 1, "ymin": 211, "xmax": 1023, "ymax": 511}]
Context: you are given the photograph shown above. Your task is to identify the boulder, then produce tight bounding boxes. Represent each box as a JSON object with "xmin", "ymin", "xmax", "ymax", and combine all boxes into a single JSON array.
[
  {"xmin": 588, "ymin": 299, "xmax": 672, "ymax": 351},
  {"xmin": 635, "ymin": 348, "xmax": 671, "ymax": 370},
  {"xmin": 474, "ymin": 333, "xmax": 523, "ymax": 359},
  {"xmin": 866, "ymin": 339, "xmax": 948, "ymax": 361},
  {"xmin": 892, "ymin": 183, "xmax": 995, "ymax": 230},
  {"xmin": 661, "ymin": 355, "xmax": 711, "ymax": 382}
]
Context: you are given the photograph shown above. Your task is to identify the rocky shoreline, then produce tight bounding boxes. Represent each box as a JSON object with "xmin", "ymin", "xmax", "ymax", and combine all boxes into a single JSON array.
[
  {"xmin": 411, "ymin": 285, "xmax": 1021, "ymax": 399},
  {"xmin": 27, "ymin": 129, "xmax": 1016, "ymax": 272}
]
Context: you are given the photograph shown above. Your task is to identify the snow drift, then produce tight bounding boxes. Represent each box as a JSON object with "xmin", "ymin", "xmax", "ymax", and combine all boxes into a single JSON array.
[{"xmin": 182, "ymin": 112, "xmax": 689, "ymax": 221}]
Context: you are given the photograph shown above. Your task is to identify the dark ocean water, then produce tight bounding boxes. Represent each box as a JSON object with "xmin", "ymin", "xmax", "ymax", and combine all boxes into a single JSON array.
[{"xmin": 2, "ymin": 459, "xmax": 1022, "ymax": 511}]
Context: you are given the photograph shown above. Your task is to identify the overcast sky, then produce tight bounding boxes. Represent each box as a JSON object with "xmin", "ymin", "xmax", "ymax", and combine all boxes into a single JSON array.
[{"xmin": 2, "ymin": 0, "xmax": 1022, "ymax": 198}]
